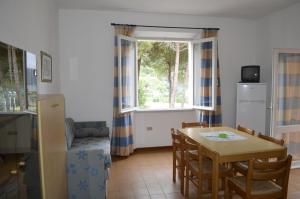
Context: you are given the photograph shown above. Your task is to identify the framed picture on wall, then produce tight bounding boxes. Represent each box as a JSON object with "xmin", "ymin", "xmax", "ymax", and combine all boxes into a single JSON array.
[{"xmin": 41, "ymin": 51, "xmax": 52, "ymax": 82}]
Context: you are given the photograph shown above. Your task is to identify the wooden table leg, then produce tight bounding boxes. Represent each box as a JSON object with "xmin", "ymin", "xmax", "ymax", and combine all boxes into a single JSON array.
[{"xmin": 212, "ymin": 154, "xmax": 219, "ymax": 199}]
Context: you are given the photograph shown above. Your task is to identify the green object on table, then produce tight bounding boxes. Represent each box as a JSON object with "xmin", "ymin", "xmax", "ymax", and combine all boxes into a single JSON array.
[{"xmin": 218, "ymin": 133, "xmax": 228, "ymax": 138}]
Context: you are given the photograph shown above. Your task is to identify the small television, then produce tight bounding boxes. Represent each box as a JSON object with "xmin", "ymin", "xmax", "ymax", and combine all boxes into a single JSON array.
[{"xmin": 241, "ymin": 65, "xmax": 260, "ymax": 83}]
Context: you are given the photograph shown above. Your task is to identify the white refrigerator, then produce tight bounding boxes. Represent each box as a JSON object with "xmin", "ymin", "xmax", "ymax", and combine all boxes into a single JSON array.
[{"xmin": 236, "ymin": 83, "xmax": 267, "ymax": 134}]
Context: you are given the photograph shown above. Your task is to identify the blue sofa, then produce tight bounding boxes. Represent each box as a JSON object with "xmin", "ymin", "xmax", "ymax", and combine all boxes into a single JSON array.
[{"xmin": 65, "ymin": 118, "xmax": 111, "ymax": 199}]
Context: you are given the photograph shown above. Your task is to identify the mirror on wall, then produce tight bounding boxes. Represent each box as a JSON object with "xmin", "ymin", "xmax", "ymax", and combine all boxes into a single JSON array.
[{"xmin": 0, "ymin": 41, "xmax": 37, "ymax": 113}]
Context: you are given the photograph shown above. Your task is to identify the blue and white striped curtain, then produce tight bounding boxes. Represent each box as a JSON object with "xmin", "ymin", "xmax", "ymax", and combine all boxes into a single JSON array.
[
  {"xmin": 111, "ymin": 26, "xmax": 135, "ymax": 156},
  {"xmin": 198, "ymin": 29, "xmax": 222, "ymax": 126},
  {"xmin": 277, "ymin": 53, "xmax": 300, "ymax": 126}
]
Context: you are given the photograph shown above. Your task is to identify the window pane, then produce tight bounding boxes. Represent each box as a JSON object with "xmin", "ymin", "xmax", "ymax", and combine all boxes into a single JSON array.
[
  {"xmin": 137, "ymin": 41, "xmax": 189, "ymax": 109},
  {"xmin": 119, "ymin": 37, "xmax": 136, "ymax": 111},
  {"xmin": 193, "ymin": 39, "xmax": 216, "ymax": 110}
]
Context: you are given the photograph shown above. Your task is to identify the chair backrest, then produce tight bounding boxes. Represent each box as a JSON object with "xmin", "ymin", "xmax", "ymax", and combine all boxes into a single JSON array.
[
  {"xmin": 171, "ymin": 128, "xmax": 181, "ymax": 147},
  {"xmin": 183, "ymin": 136, "xmax": 203, "ymax": 165},
  {"xmin": 182, "ymin": 121, "xmax": 208, "ymax": 128},
  {"xmin": 183, "ymin": 136, "xmax": 208, "ymax": 188},
  {"xmin": 237, "ymin": 125, "xmax": 255, "ymax": 136},
  {"xmin": 258, "ymin": 133, "xmax": 285, "ymax": 146},
  {"xmin": 246, "ymin": 155, "xmax": 292, "ymax": 197}
]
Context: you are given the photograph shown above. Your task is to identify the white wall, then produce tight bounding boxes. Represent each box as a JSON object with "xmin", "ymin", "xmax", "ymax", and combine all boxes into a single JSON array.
[
  {"xmin": 0, "ymin": 0, "xmax": 60, "ymax": 94},
  {"xmin": 134, "ymin": 110, "xmax": 196, "ymax": 148},
  {"xmin": 59, "ymin": 9, "xmax": 257, "ymax": 147},
  {"xmin": 256, "ymin": 2, "xmax": 300, "ymax": 135}
]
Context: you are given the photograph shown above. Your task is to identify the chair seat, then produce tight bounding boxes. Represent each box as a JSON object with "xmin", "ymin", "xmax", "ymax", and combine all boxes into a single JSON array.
[
  {"xmin": 190, "ymin": 159, "xmax": 212, "ymax": 173},
  {"xmin": 228, "ymin": 176, "xmax": 282, "ymax": 195},
  {"xmin": 189, "ymin": 159, "xmax": 231, "ymax": 177},
  {"xmin": 233, "ymin": 159, "xmax": 265, "ymax": 175}
]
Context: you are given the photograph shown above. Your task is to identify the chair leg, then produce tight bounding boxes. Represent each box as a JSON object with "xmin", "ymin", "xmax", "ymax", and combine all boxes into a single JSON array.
[
  {"xmin": 221, "ymin": 177, "xmax": 225, "ymax": 190},
  {"xmin": 180, "ymin": 163, "xmax": 184, "ymax": 194},
  {"xmin": 207, "ymin": 178, "xmax": 212, "ymax": 191},
  {"xmin": 173, "ymin": 152, "xmax": 176, "ymax": 183},
  {"xmin": 185, "ymin": 168, "xmax": 190, "ymax": 198},
  {"xmin": 225, "ymin": 178, "xmax": 230, "ymax": 199},
  {"xmin": 197, "ymin": 174, "xmax": 202, "ymax": 198}
]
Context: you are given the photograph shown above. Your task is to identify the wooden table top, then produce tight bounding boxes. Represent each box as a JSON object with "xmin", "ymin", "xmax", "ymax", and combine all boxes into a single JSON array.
[{"xmin": 178, "ymin": 126, "xmax": 285, "ymax": 162}]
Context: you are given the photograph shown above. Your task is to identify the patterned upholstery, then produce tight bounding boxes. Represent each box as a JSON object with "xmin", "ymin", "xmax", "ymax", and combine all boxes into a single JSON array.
[
  {"xmin": 71, "ymin": 137, "xmax": 111, "ymax": 168},
  {"xmin": 65, "ymin": 118, "xmax": 111, "ymax": 199}
]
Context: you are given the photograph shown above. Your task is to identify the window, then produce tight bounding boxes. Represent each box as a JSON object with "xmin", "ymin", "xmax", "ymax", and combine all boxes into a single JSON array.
[
  {"xmin": 138, "ymin": 40, "xmax": 189, "ymax": 109},
  {"xmin": 117, "ymin": 35, "xmax": 137, "ymax": 113},
  {"xmin": 118, "ymin": 34, "xmax": 217, "ymax": 113}
]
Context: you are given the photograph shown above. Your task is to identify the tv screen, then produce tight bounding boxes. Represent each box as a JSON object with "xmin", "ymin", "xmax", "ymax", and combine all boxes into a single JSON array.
[{"xmin": 241, "ymin": 65, "xmax": 260, "ymax": 83}]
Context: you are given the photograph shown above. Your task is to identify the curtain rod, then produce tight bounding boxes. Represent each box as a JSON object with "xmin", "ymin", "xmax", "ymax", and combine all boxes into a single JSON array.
[{"xmin": 110, "ymin": 23, "xmax": 219, "ymax": 30}]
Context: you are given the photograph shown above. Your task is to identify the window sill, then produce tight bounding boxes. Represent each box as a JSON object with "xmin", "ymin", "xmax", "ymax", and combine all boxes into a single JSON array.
[{"xmin": 135, "ymin": 108, "xmax": 194, "ymax": 113}]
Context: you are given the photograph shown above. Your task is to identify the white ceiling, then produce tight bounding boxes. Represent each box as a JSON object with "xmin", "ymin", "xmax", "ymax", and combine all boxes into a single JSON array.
[{"xmin": 56, "ymin": 0, "xmax": 300, "ymax": 19}]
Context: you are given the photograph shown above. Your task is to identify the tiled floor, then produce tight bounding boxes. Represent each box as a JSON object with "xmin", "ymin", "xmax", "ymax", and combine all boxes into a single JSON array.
[{"xmin": 108, "ymin": 148, "xmax": 300, "ymax": 199}]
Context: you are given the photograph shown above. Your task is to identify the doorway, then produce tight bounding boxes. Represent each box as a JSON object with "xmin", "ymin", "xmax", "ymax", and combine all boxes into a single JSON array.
[{"xmin": 272, "ymin": 48, "xmax": 300, "ymax": 167}]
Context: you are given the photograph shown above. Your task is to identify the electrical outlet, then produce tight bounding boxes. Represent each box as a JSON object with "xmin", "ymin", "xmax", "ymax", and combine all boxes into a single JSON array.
[{"xmin": 146, "ymin": 127, "xmax": 153, "ymax": 131}]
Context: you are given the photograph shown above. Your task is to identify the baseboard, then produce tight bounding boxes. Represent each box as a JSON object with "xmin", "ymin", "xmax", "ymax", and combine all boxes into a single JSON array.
[
  {"xmin": 134, "ymin": 146, "xmax": 172, "ymax": 152},
  {"xmin": 111, "ymin": 146, "xmax": 172, "ymax": 159}
]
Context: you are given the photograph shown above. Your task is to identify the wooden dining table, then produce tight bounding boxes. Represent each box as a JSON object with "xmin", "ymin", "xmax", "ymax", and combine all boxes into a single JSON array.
[{"xmin": 178, "ymin": 126, "xmax": 287, "ymax": 199}]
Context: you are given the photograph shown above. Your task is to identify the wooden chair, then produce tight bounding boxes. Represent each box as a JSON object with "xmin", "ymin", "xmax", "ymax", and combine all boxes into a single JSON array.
[
  {"xmin": 233, "ymin": 133, "xmax": 285, "ymax": 176},
  {"xmin": 184, "ymin": 138, "xmax": 232, "ymax": 198},
  {"xmin": 182, "ymin": 121, "xmax": 209, "ymax": 128},
  {"xmin": 225, "ymin": 155, "xmax": 292, "ymax": 199},
  {"xmin": 171, "ymin": 128, "xmax": 182, "ymax": 182},
  {"xmin": 171, "ymin": 128, "xmax": 200, "ymax": 195},
  {"xmin": 237, "ymin": 125, "xmax": 255, "ymax": 136},
  {"xmin": 258, "ymin": 133, "xmax": 284, "ymax": 146},
  {"xmin": 171, "ymin": 128, "xmax": 185, "ymax": 194},
  {"xmin": 232, "ymin": 125, "xmax": 256, "ymax": 175}
]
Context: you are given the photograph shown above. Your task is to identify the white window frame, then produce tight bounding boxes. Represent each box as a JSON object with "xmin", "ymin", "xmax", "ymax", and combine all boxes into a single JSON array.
[
  {"xmin": 117, "ymin": 35, "xmax": 218, "ymax": 113},
  {"xmin": 117, "ymin": 35, "xmax": 138, "ymax": 113},
  {"xmin": 192, "ymin": 37, "xmax": 218, "ymax": 111}
]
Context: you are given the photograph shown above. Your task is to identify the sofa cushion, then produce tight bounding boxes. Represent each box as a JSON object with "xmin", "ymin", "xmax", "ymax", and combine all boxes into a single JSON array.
[
  {"xmin": 75, "ymin": 127, "xmax": 109, "ymax": 138},
  {"xmin": 71, "ymin": 137, "xmax": 111, "ymax": 168},
  {"xmin": 65, "ymin": 118, "xmax": 75, "ymax": 149}
]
